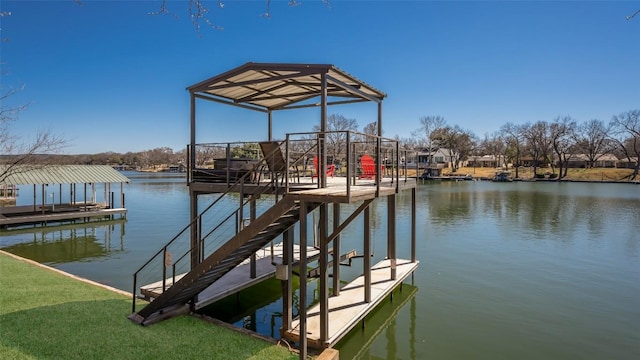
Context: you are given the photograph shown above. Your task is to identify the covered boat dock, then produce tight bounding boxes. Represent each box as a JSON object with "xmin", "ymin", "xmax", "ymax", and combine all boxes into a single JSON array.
[
  {"xmin": 129, "ymin": 63, "xmax": 418, "ymax": 360},
  {"xmin": 0, "ymin": 165, "xmax": 129, "ymax": 229}
]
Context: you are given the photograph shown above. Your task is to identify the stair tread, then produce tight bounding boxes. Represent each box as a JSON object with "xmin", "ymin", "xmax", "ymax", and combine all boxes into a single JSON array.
[{"xmin": 134, "ymin": 197, "xmax": 318, "ymax": 321}]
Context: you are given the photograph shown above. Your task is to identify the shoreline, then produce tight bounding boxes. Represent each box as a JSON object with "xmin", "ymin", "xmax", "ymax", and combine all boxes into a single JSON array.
[{"xmin": 439, "ymin": 166, "xmax": 638, "ymax": 183}]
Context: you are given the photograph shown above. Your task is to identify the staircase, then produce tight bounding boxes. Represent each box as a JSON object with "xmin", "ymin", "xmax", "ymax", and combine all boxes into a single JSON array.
[{"xmin": 130, "ymin": 195, "xmax": 317, "ymax": 325}]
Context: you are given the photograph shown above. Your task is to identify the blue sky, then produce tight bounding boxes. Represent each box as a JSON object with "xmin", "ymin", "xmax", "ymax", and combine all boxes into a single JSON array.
[{"xmin": 2, "ymin": 1, "xmax": 639, "ymax": 154}]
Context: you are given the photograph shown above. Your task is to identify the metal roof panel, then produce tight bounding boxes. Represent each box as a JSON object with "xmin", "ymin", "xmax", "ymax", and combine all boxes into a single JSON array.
[
  {"xmin": 188, "ymin": 62, "xmax": 386, "ymax": 111},
  {"xmin": 0, "ymin": 165, "xmax": 130, "ymax": 186}
]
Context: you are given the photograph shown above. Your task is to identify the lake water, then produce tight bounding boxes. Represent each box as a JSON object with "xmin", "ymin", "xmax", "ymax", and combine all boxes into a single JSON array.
[{"xmin": 1, "ymin": 173, "xmax": 639, "ymax": 359}]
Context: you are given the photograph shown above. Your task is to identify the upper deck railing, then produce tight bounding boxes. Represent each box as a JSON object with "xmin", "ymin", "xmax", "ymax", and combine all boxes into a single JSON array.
[{"xmin": 187, "ymin": 131, "xmax": 417, "ymax": 197}]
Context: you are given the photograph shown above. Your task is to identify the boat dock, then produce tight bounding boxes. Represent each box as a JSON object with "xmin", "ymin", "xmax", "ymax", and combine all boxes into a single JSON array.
[
  {"xmin": 129, "ymin": 63, "xmax": 419, "ymax": 360},
  {"xmin": 0, "ymin": 165, "xmax": 129, "ymax": 229},
  {"xmin": 283, "ymin": 258, "xmax": 418, "ymax": 349}
]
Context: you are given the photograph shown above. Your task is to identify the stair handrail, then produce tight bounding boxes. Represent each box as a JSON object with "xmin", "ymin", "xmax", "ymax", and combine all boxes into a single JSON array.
[
  {"xmin": 131, "ymin": 139, "xmax": 306, "ymax": 313},
  {"xmin": 168, "ymin": 205, "xmax": 241, "ymax": 281}
]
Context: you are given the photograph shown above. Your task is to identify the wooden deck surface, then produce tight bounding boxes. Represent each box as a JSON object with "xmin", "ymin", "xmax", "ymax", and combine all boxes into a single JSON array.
[
  {"xmin": 0, "ymin": 208, "xmax": 127, "ymax": 227},
  {"xmin": 283, "ymin": 258, "xmax": 419, "ymax": 349},
  {"xmin": 140, "ymin": 243, "xmax": 320, "ymax": 308},
  {"xmin": 190, "ymin": 175, "xmax": 416, "ymax": 203}
]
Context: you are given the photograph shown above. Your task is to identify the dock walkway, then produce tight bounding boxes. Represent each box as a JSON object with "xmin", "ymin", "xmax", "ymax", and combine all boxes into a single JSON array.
[
  {"xmin": 283, "ymin": 258, "xmax": 419, "ymax": 349},
  {"xmin": 0, "ymin": 206, "xmax": 127, "ymax": 228}
]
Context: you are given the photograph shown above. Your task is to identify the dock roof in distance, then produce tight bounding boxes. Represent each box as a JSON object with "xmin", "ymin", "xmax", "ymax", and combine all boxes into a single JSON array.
[
  {"xmin": 0, "ymin": 165, "xmax": 130, "ymax": 186},
  {"xmin": 187, "ymin": 62, "xmax": 386, "ymax": 111}
]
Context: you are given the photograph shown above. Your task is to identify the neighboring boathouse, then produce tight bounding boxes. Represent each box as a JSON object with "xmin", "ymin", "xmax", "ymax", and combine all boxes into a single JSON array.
[
  {"xmin": 0, "ymin": 165, "xmax": 129, "ymax": 229},
  {"xmin": 129, "ymin": 63, "xmax": 418, "ymax": 358}
]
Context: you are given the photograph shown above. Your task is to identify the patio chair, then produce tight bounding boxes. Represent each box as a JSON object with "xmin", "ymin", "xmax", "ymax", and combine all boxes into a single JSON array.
[
  {"xmin": 312, "ymin": 157, "xmax": 336, "ymax": 182},
  {"xmin": 258, "ymin": 141, "xmax": 300, "ymax": 185},
  {"xmin": 358, "ymin": 154, "xmax": 384, "ymax": 180}
]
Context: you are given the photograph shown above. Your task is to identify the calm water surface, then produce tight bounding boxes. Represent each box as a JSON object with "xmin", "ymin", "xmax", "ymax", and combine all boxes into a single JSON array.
[{"xmin": 1, "ymin": 173, "xmax": 639, "ymax": 359}]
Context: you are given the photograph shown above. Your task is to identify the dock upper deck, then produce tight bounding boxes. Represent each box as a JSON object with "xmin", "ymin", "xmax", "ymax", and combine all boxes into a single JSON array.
[{"xmin": 189, "ymin": 161, "xmax": 417, "ymax": 204}]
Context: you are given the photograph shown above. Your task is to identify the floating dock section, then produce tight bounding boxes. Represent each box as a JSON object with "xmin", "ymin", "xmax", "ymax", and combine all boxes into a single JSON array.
[
  {"xmin": 139, "ymin": 243, "xmax": 321, "ymax": 309},
  {"xmin": 283, "ymin": 259, "xmax": 418, "ymax": 348}
]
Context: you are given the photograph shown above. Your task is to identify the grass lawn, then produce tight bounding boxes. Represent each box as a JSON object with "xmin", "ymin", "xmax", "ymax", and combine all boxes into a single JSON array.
[{"xmin": 0, "ymin": 251, "xmax": 298, "ymax": 360}]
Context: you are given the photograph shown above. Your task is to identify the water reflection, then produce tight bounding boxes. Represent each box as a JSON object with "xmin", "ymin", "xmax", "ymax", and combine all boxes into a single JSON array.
[
  {"xmin": 201, "ymin": 277, "xmax": 289, "ymax": 334},
  {"xmin": 1, "ymin": 176, "xmax": 639, "ymax": 360},
  {"xmin": 336, "ymin": 283, "xmax": 418, "ymax": 359},
  {"xmin": 422, "ymin": 182, "xmax": 640, "ymax": 247},
  {"xmin": 0, "ymin": 220, "xmax": 126, "ymax": 265}
]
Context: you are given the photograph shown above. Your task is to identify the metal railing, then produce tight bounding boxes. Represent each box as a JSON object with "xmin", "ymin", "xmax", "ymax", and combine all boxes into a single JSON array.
[
  {"xmin": 284, "ymin": 130, "xmax": 408, "ymax": 195},
  {"xmin": 131, "ymin": 132, "xmax": 412, "ymax": 314},
  {"xmin": 131, "ymin": 139, "xmax": 303, "ymax": 313}
]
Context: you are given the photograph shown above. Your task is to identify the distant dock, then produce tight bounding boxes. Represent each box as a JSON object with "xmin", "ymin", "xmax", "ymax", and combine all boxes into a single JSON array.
[
  {"xmin": 0, "ymin": 203, "xmax": 127, "ymax": 229},
  {"xmin": 0, "ymin": 165, "xmax": 130, "ymax": 230}
]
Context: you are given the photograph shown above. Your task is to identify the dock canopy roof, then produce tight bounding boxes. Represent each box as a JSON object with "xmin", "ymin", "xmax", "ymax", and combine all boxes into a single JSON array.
[
  {"xmin": 0, "ymin": 165, "xmax": 130, "ymax": 186},
  {"xmin": 187, "ymin": 62, "xmax": 387, "ymax": 111}
]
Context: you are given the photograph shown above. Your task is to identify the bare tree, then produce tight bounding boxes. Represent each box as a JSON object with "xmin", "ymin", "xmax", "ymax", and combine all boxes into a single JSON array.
[
  {"xmin": 550, "ymin": 116, "xmax": 577, "ymax": 180},
  {"xmin": 150, "ymin": 0, "xmax": 331, "ymax": 32},
  {"xmin": 431, "ymin": 125, "xmax": 475, "ymax": 172},
  {"xmin": 312, "ymin": 114, "xmax": 358, "ymax": 163},
  {"xmin": 480, "ymin": 131, "xmax": 506, "ymax": 168},
  {"xmin": 1, "ymin": 10, "xmax": 68, "ymax": 182},
  {"xmin": 0, "ymin": 85, "xmax": 67, "ymax": 183},
  {"xmin": 411, "ymin": 115, "xmax": 446, "ymax": 164},
  {"xmin": 500, "ymin": 122, "xmax": 526, "ymax": 178},
  {"xmin": 362, "ymin": 121, "xmax": 377, "ymax": 136},
  {"xmin": 573, "ymin": 119, "xmax": 613, "ymax": 168},
  {"xmin": 395, "ymin": 135, "xmax": 417, "ymax": 154},
  {"xmin": 361, "ymin": 121, "xmax": 382, "ymax": 157},
  {"xmin": 522, "ymin": 121, "xmax": 553, "ymax": 177},
  {"xmin": 610, "ymin": 109, "xmax": 640, "ymax": 180}
]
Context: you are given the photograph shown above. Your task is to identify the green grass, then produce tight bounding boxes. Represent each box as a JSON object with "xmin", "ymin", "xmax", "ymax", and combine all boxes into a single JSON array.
[{"xmin": 0, "ymin": 252, "xmax": 298, "ymax": 360}]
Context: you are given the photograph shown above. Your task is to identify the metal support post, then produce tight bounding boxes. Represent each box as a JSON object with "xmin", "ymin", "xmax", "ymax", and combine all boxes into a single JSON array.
[
  {"xmin": 332, "ymin": 202, "xmax": 341, "ymax": 296},
  {"xmin": 364, "ymin": 203, "xmax": 371, "ymax": 303},
  {"xmin": 281, "ymin": 228, "xmax": 293, "ymax": 332},
  {"xmin": 320, "ymin": 73, "xmax": 327, "ymax": 188},
  {"xmin": 250, "ymin": 196, "xmax": 257, "ymax": 278},
  {"xmin": 411, "ymin": 187, "xmax": 416, "ymax": 263},
  {"xmin": 298, "ymin": 201, "xmax": 308, "ymax": 360},
  {"xmin": 388, "ymin": 194, "xmax": 397, "ymax": 280},
  {"xmin": 319, "ymin": 203, "xmax": 329, "ymax": 342},
  {"xmin": 190, "ymin": 192, "xmax": 199, "ymax": 269}
]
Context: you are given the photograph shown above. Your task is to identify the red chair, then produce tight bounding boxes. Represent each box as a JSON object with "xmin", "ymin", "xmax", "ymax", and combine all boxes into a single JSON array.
[
  {"xmin": 312, "ymin": 157, "xmax": 335, "ymax": 180},
  {"xmin": 359, "ymin": 154, "xmax": 384, "ymax": 179}
]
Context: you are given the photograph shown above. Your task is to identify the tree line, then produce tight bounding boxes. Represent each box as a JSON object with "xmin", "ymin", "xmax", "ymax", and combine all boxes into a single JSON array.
[
  {"xmin": 403, "ymin": 110, "xmax": 640, "ymax": 180},
  {"xmin": 290, "ymin": 110, "xmax": 639, "ymax": 181},
  {"xmin": 54, "ymin": 109, "xmax": 640, "ymax": 181},
  {"xmin": 0, "ymin": 147, "xmax": 185, "ymax": 172}
]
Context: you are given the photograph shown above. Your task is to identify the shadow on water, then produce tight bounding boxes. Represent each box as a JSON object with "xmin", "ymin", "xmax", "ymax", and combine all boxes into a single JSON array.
[
  {"xmin": 198, "ymin": 277, "xmax": 300, "ymax": 338},
  {"xmin": 198, "ymin": 273, "xmax": 419, "ymax": 355}
]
